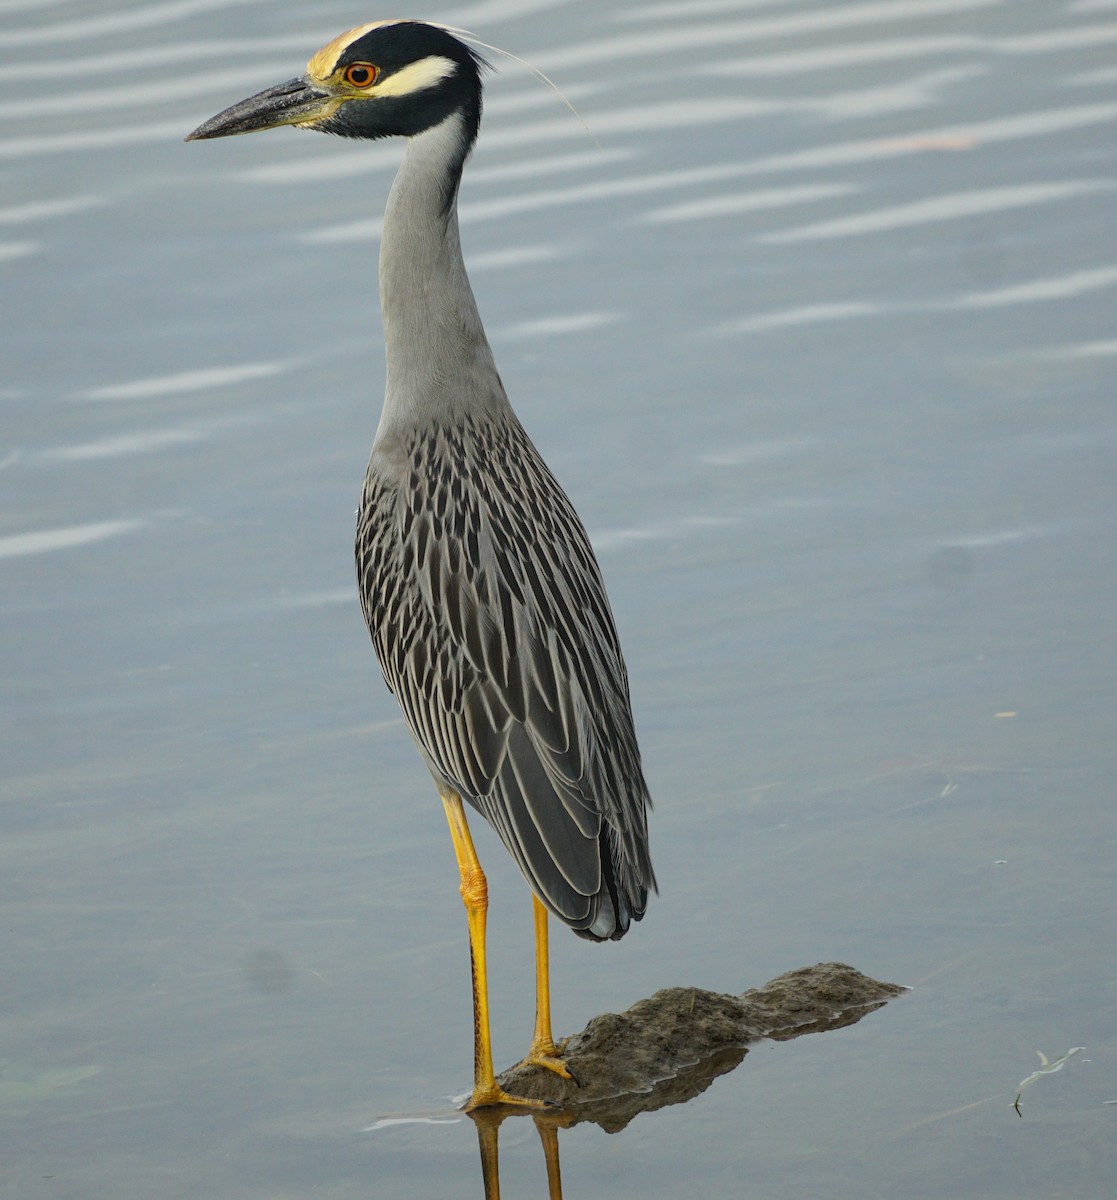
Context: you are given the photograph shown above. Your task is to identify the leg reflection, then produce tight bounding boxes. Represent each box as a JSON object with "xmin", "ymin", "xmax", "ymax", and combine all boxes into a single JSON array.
[
  {"xmin": 469, "ymin": 1108, "xmax": 572, "ymax": 1200},
  {"xmin": 473, "ymin": 1109, "xmax": 502, "ymax": 1200},
  {"xmin": 536, "ymin": 1116, "xmax": 563, "ymax": 1200}
]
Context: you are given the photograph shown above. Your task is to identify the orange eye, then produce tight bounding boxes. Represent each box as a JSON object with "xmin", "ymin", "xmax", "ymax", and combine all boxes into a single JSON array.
[{"xmin": 343, "ymin": 63, "xmax": 378, "ymax": 88}]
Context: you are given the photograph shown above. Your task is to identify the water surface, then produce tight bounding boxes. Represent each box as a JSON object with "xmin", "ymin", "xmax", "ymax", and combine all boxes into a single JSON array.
[{"xmin": 3, "ymin": 1, "xmax": 1116, "ymax": 1196}]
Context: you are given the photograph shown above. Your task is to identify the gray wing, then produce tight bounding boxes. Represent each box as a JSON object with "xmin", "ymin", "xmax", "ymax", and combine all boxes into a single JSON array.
[{"xmin": 357, "ymin": 413, "xmax": 655, "ymax": 940}]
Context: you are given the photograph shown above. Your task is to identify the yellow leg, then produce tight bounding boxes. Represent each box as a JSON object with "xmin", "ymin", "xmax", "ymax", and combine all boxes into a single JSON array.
[
  {"xmin": 521, "ymin": 896, "xmax": 574, "ymax": 1079},
  {"xmin": 535, "ymin": 1117, "xmax": 564, "ymax": 1200},
  {"xmin": 441, "ymin": 787, "xmax": 548, "ymax": 1112}
]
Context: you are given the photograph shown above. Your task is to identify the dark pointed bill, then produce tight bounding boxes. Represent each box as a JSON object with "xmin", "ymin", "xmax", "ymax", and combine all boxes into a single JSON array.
[{"xmin": 185, "ymin": 77, "xmax": 336, "ymax": 141}]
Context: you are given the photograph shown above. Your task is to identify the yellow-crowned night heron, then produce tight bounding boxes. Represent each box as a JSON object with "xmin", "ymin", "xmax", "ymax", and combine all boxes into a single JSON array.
[{"xmin": 188, "ymin": 19, "xmax": 655, "ymax": 1111}]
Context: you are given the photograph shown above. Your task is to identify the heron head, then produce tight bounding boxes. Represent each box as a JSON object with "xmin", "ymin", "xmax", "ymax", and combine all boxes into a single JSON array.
[{"xmin": 186, "ymin": 20, "xmax": 485, "ymax": 143}]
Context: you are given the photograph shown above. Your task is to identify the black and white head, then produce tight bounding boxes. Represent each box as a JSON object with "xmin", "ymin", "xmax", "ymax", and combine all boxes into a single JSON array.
[{"xmin": 186, "ymin": 20, "xmax": 486, "ymax": 146}]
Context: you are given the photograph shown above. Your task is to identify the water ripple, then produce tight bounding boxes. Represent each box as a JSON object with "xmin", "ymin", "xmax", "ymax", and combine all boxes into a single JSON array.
[
  {"xmin": 4, "ymin": 36, "xmax": 312, "ymax": 81},
  {"xmin": 0, "ymin": 241, "xmax": 37, "ymax": 263},
  {"xmin": 535, "ymin": 0, "xmax": 1003, "ymax": 70},
  {"xmin": 468, "ymin": 244, "xmax": 565, "ymax": 271},
  {"xmin": 720, "ymin": 302, "xmax": 884, "ymax": 335},
  {"xmin": 0, "ymin": 0, "xmax": 275, "ymax": 48},
  {"xmin": 40, "ymin": 430, "xmax": 205, "ymax": 463},
  {"xmin": 705, "ymin": 34, "xmax": 980, "ymax": 77},
  {"xmin": 462, "ymin": 156, "xmax": 776, "ymax": 219},
  {"xmin": 0, "ymin": 519, "xmax": 142, "ymax": 561},
  {"xmin": 0, "ymin": 0, "xmax": 74, "ymax": 13},
  {"xmin": 0, "ymin": 67, "xmax": 291, "ymax": 122},
  {"xmin": 738, "ymin": 103, "xmax": 1117, "ymax": 176},
  {"xmin": 700, "ymin": 438, "xmax": 813, "ymax": 467},
  {"xmin": 954, "ymin": 264, "xmax": 1117, "ymax": 308},
  {"xmin": 0, "ymin": 119, "xmax": 190, "ymax": 160},
  {"xmin": 1026, "ymin": 339, "xmax": 1117, "ymax": 360},
  {"xmin": 762, "ymin": 180, "xmax": 1113, "ymax": 243},
  {"xmin": 0, "ymin": 196, "xmax": 103, "ymax": 225},
  {"xmin": 1003, "ymin": 20, "xmax": 1117, "ymax": 52},
  {"xmin": 806, "ymin": 65, "xmax": 988, "ymax": 121},
  {"xmin": 497, "ymin": 311, "xmax": 622, "ymax": 340},
  {"xmin": 82, "ymin": 361, "xmax": 294, "ymax": 402},
  {"xmin": 642, "ymin": 183, "xmax": 855, "ymax": 223},
  {"xmin": 716, "ymin": 263, "xmax": 1117, "ymax": 335},
  {"xmin": 592, "ymin": 515, "xmax": 739, "ymax": 554}
]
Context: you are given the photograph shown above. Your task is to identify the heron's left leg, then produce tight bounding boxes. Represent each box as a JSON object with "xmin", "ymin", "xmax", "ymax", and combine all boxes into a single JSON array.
[
  {"xmin": 520, "ymin": 895, "xmax": 574, "ymax": 1079},
  {"xmin": 441, "ymin": 787, "xmax": 548, "ymax": 1111}
]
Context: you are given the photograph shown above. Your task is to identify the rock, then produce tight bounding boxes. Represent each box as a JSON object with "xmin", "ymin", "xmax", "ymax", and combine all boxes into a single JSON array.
[{"xmin": 494, "ymin": 962, "xmax": 906, "ymax": 1130}]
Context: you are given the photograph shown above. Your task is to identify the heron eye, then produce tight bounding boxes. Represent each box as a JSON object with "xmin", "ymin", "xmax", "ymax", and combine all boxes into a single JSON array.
[{"xmin": 343, "ymin": 63, "xmax": 378, "ymax": 88}]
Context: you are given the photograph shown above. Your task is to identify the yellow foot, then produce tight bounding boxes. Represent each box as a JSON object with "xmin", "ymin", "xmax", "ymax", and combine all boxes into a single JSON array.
[
  {"xmin": 463, "ymin": 1084, "xmax": 554, "ymax": 1113},
  {"xmin": 518, "ymin": 1044, "xmax": 575, "ymax": 1082}
]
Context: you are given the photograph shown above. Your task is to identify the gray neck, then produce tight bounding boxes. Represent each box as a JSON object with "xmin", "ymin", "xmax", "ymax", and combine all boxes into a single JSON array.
[{"xmin": 374, "ymin": 112, "xmax": 507, "ymax": 446}]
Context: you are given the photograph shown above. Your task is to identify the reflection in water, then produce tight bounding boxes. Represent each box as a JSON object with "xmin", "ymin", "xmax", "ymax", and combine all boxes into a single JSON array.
[
  {"xmin": 363, "ymin": 966, "xmax": 902, "ymax": 1196},
  {"xmin": 460, "ymin": 964, "xmax": 904, "ymax": 1197},
  {"xmin": 473, "ymin": 1110, "xmax": 567, "ymax": 1200}
]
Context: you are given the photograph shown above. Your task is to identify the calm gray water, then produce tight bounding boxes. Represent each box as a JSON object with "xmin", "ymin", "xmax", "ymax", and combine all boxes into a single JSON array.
[{"xmin": 3, "ymin": 0, "xmax": 1116, "ymax": 1196}]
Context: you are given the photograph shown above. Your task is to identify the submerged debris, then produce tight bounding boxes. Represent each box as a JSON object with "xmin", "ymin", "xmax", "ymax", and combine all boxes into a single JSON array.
[
  {"xmin": 496, "ymin": 961, "xmax": 906, "ymax": 1130},
  {"xmin": 1013, "ymin": 1046, "xmax": 1085, "ymax": 1116}
]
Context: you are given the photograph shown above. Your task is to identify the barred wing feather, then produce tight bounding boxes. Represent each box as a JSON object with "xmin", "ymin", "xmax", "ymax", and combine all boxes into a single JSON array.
[{"xmin": 357, "ymin": 413, "xmax": 654, "ymax": 940}]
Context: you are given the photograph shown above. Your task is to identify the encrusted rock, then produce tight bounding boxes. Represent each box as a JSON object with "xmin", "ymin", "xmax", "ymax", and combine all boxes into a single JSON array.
[{"xmin": 495, "ymin": 962, "xmax": 906, "ymax": 1130}]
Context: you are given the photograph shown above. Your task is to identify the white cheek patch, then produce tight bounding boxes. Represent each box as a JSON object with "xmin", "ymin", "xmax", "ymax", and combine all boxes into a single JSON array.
[{"xmin": 374, "ymin": 55, "xmax": 458, "ymax": 98}]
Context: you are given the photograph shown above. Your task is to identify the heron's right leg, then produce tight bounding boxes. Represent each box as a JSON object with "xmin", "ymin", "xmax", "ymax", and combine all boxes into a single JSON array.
[
  {"xmin": 519, "ymin": 896, "xmax": 574, "ymax": 1080},
  {"xmin": 440, "ymin": 786, "xmax": 548, "ymax": 1112}
]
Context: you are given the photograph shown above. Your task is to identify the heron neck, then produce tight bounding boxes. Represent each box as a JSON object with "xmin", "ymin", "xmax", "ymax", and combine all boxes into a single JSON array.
[{"xmin": 375, "ymin": 112, "xmax": 506, "ymax": 445}]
